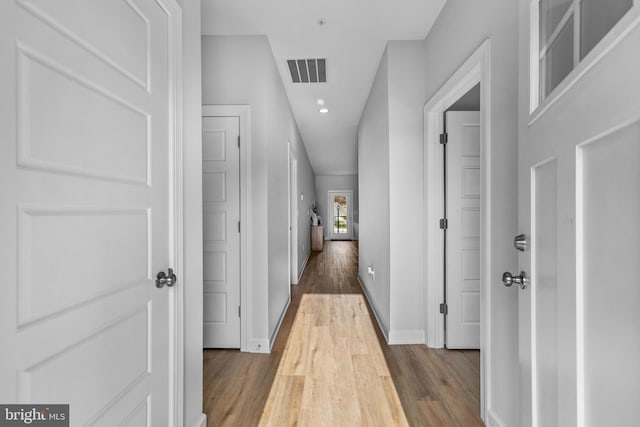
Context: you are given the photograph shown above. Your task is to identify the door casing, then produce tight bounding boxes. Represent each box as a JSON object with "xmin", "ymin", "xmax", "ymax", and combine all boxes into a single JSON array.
[{"xmin": 423, "ymin": 40, "xmax": 491, "ymax": 421}]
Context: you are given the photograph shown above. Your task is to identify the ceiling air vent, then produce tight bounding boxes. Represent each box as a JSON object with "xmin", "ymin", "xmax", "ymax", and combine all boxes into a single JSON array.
[{"xmin": 287, "ymin": 59, "xmax": 326, "ymax": 83}]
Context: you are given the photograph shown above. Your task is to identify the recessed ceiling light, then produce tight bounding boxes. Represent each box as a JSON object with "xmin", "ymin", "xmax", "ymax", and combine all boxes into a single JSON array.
[
  {"xmin": 317, "ymin": 99, "xmax": 325, "ymax": 106},
  {"xmin": 319, "ymin": 107, "xmax": 329, "ymax": 114}
]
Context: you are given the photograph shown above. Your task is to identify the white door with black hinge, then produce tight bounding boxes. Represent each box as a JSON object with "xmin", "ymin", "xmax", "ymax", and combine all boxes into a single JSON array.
[
  {"xmin": 0, "ymin": 1, "xmax": 179, "ymax": 425},
  {"xmin": 518, "ymin": 2, "xmax": 640, "ymax": 426},
  {"xmin": 445, "ymin": 111, "xmax": 481, "ymax": 349},
  {"xmin": 202, "ymin": 116, "xmax": 241, "ymax": 348}
]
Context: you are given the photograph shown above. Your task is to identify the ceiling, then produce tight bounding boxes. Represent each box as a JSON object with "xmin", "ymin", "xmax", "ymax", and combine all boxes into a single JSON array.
[{"xmin": 201, "ymin": 0, "xmax": 448, "ymax": 176}]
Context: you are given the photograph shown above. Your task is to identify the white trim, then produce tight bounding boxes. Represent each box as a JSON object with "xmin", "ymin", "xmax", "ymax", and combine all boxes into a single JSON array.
[
  {"xmin": 388, "ymin": 329, "xmax": 425, "ymax": 345},
  {"xmin": 298, "ymin": 249, "xmax": 311, "ymax": 282},
  {"xmin": 193, "ymin": 413, "xmax": 207, "ymax": 427},
  {"xmin": 423, "ymin": 39, "xmax": 491, "ymax": 423},
  {"xmin": 269, "ymin": 295, "xmax": 291, "ymax": 351},
  {"xmin": 357, "ymin": 276, "xmax": 390, "ymax": 342},
  {"xmin": 487, "ymin": 408, "xmax": 508, "ymax": 427},
  {"xmin": 201, "ymin": 105, "xmax": 252, "ymax": 353},
  {"xmin": 155, "ymin": 0, "xmax": 183, "ymax": 425},
  {"xmin": 247, "ymin": 338, "xmax": 270, "ymax": 353}
]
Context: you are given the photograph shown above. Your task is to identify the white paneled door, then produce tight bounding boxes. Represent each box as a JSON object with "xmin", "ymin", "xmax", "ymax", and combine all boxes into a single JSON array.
[
  {"xmin": 445, "ymin": 111, "xmax": 481, "ymax": 349},
  {"xmin": 0, "ymin": 1, "xmax": 179, "ymax": 425},
  {"xmin": 519, "ymin": 3, "xmax": 640, "ymax": 426},
  {"xmin": 202, "ymin": 116, "xmax": 241, "ymax": 348}
]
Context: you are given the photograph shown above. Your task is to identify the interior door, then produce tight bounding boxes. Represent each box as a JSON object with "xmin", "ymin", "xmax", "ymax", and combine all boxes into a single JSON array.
[
  {"xmin": 0, "ymin": 0, "xmax": 176, "ymax": 425},
  {"xmin": 202, "ymin": 116, "xmax": 241, "ymax": 348},
  {"xmin": 518, "ymin": 2, "xmax": 640, "ymax": 426},
  {"xmin": 445, "ymin": 111, "xmax": 481, "ymax": 349},
  {"xmin": 328, "ymin": 191, "xmax": 353, "ymax": 240}
]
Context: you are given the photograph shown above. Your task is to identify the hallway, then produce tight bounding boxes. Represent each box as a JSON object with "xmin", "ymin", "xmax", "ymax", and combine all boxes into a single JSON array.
[{"xmin": 203, "ymin": 241, "xmax": 483, "ymax": 426}]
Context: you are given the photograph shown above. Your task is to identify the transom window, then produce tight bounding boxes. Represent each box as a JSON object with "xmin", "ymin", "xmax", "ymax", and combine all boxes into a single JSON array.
[{"xmin": 533, "ymin": 0, "xmax": 633, "ymax": 108}]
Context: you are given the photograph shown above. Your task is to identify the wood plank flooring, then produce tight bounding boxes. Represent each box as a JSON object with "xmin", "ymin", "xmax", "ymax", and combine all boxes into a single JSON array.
[{"xmin": 203, "ymin": 241, "xmax": 484, "ymax": 426}]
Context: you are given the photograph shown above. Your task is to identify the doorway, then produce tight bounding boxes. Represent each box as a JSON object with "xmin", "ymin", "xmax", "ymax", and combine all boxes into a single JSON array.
[
  {"xmin": 423, "ymin": 40, "xmax": 491, "ymax": 420},
  {"xmin": 443, "ymin": 91, "xmax": 481, "ymax": 349},
  {"xmin": 201, "ymin": 105, "xmax": 251, "ymax": 351},
  {"xmin": 328, "ymin": 190, "xmax": 353, "ymax": 240}
]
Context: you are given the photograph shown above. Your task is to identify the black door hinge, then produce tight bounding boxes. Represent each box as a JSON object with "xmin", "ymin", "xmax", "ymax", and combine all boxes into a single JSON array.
[
  {"xmin": 439, "ymin": 218, "xmax": 448, "ymax": 230},
  {"xmin": 440, "ymin": 303, "xmax": 448, "ymax": 315},
  {"xmin": 440, "ymin": 133, "xmax": 448, "ymax": 144}
]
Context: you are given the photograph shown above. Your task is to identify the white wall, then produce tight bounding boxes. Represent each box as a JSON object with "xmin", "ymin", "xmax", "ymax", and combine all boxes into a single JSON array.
[
  {"xmin": 358, "ymin": 48, "xmax": 391, "ymax": 336},
  {"xmin": 387, "ymin": 41, "xmax": 426, "ymax": 343},
  {"xmin": 357, "ymin": 41, "xmax": 426, "ymax": 343},
  {"xmin": 201, "ymin": 36, "xmax": 316, "ymax": 349},
  {"xmin": 423, "ymin": 1, "xmax": 519, "ymax": 425},
  {"xmin": 315, "ymin": 175, "xmax": 359, "ymax": 239},
  {"xmin": 179, "ymin": 0, "xmax": 204, "ymax": 425},
  {"xmin": 265, "ymin": 41, "xmax": 316, "ymax": 336}
]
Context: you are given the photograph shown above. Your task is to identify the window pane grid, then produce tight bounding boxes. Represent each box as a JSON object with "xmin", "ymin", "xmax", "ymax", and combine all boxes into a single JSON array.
[{"xmin": 535, "ymin": 0, "xmax": 633, "ymax": 105}]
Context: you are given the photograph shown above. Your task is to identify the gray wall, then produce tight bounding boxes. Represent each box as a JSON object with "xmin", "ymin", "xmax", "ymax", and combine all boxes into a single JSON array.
[
  {"xmin": 201, "ymin": 35, "xmax": 316, "ymax": 349},
  {"xmin": 315, "ymin": 175, "xmax": 359, "ymax": 239},
  {"xmin": 423, "ymin": 0, "xmax": 519, "ymax": 425},
  {"xmin": 358, "ymin": 48, "xmax": 391, "ymax": 335},
  {"xmin": 387, "ymin": 41, "xmax": 427, "ymax": 341},
  {"xmin": 357, "ymin": 41, "xmax": 427, "ymax": 343}
]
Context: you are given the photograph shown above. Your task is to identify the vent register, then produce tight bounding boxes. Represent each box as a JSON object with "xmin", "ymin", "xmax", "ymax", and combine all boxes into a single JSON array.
[{"xmin": 287, "ymin": 58, "xmax": 326, "ymax": 83}]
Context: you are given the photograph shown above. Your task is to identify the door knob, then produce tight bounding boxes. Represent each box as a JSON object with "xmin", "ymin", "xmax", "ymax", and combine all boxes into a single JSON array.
[
  {"xmin": 502, "ymin": 271, "xmax": 527, "ymax": 289},
  {"xmin": 156, "ymin": 268, "xmax": 177, "ymax": 288}
]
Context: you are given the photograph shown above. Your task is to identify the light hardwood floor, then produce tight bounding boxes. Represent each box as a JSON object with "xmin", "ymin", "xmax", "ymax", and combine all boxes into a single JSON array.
[{"xmin": 203, "ymin": 241, "xmax": 484, "ymax": 426}]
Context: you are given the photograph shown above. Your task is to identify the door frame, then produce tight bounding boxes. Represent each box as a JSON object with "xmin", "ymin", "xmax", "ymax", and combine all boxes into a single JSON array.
[
  {"xmin": 152, "ymin": 0, "xmax": 184, "ymax": 424},
  {"xmin": 201, "ymin": 105, "xmax": 252, "ymax": 353},
  {"xmin": 327, "ymin": 190, "xmax": 354, "ymax": 240},
  {"xmin": 288, "ymin": 144, "xmax": 299, "ymax": 284},
  {"xmin": 423, "ymin": 40, "xmax": 491, "ymax": 421}
]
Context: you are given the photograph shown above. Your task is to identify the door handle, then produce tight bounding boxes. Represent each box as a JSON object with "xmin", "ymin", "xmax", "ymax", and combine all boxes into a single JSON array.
[
  {"xmin": 502, "ymin": 271, "xmax": 527, "ymax": 290},
  {"xmin": 156, "ymin": 268, "xmax": 177, "ymax": 288}
]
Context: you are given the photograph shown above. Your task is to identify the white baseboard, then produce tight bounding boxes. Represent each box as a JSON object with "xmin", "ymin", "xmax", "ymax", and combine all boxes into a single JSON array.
[
  {"xmin": 246, "ymin": 338, "xmax": 270, "ymax": 353},
  {"xmin": 388, "ymin": 329, "xmax": 425, "ymax": 345},
  {"xmin": 193, "ymin": 413, "xmax": 206, "ymax": 427},
  {"xmin": 487, "ymin": 408, "xmax": 508, "ymax": 427},
  {"xmin": 298, "ymin": 249, "xmax": 311, "ymax": 281},
  {"xmin": 357, "ymin": 275, "xmax": 389, "ymax": 343},
  {"xmin": 269, "ymin": 295, "xmax": 290, "ymax": 351}
]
